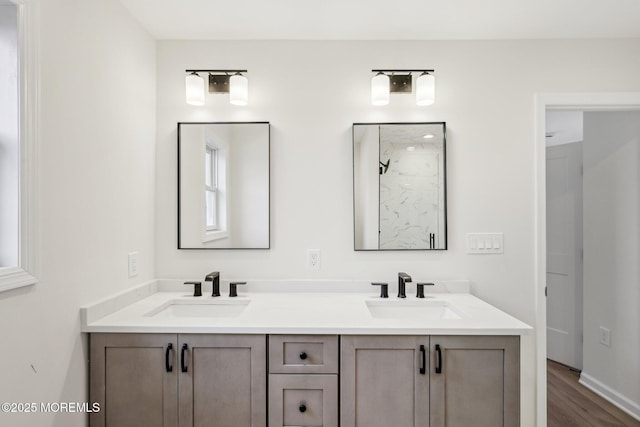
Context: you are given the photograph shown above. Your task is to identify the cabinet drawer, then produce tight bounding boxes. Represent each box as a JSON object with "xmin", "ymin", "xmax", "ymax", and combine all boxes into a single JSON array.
[
  {"xmin": 269, "ymin": 374, "xmax": 338, "ymax": 427},
  {"xmin": 269, "ymin": 335, "xmax": 339, "ymax": 374}
]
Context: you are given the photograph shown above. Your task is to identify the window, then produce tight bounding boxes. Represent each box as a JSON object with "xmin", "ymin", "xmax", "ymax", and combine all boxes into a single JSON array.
[
  {"xmin": 201, "ymin": 138, "xmax": 228, "ymax": 243},
  {"xmin": 205, "ymin": 145, "xmax": 218, "ymax": 230},
  {"xmin": 0, "ymin": 0, "xmax": 39, "ymax": 292},
  {"xmin": 0, "ymin": 2, "xmax": 19, "ymax": 270}
]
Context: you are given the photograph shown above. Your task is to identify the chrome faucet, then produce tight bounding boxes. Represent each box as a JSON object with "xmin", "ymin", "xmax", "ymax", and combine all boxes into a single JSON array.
[
  {"xmin": 205, "ymin": 271, "xmax": 220, "ymax": 297},
  {"xmin": 398, "ymin": 272, "xmax": 412, "ymax": 298}
]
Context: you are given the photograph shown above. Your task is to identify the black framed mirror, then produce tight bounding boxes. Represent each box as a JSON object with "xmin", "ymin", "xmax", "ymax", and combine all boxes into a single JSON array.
[
  {"xmin": 178, "ymin": 122, "xmax": 270, "ymax": 249},
  {"xmin": 353, "ymin": 122, "xmax": 447, "ymax": 250}
]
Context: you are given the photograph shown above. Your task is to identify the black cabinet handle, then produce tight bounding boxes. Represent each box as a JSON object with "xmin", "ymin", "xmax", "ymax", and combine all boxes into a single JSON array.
[
  {"xmin": 165, "ymin": 343, "xmax": 174, "ymax": 372},
  {"xmin": 435, "ymin": 344, "xmax": 442, "ymax": 374},
  {"xmin": 419, "ymin": 345, "xmax": 426, "ymax": 375},
  {"xmin": 299, "ymin": 351, "xmax": 308, "ymax": 360},
  {"xmin": 181, "ymin": 343, "xmax": 188, "ymax": 373},
  {"xmin": 299, "ymin": 404, "xmax": 307, "ymax": 413}
]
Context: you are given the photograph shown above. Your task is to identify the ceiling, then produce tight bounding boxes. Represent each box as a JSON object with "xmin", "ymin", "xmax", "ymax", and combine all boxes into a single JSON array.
[
  {"xmin": 120, "ymin": 0, "xmax": 640, "ymax": 40},
  {"xmin": 546, "ymin": 111, "xmax": 583, "ymax": 147}
]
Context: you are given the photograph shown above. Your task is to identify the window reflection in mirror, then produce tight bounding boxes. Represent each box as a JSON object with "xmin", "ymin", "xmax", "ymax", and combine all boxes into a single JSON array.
[
  {"xmin": 353, "ymin": 123, "xmax": 447, "ymax": 250},
  {"xmin": 178, "ymin": 122, "xmax": 270, "ymax": 249}
]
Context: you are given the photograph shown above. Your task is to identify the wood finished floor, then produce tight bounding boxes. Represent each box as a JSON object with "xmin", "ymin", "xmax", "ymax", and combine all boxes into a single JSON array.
[{"xmin": 547, "ymin": 359, "xmax": 640, "ymax": 427}]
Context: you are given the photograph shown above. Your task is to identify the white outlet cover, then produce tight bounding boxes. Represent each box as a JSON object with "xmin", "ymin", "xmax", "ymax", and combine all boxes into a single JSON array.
[
  {"xmin": 599, "ymin": 326, "xmax": 611, "ymax": 347},
  {"xmin": 307, "ymin": 249, "xmax": 321, "ymax": 271},
  {"xmin": 128, "ymin": 252, "xmax": 139, "ymax": 277}
]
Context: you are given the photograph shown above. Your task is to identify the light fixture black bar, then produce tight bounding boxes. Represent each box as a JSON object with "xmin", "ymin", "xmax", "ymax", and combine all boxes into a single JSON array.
[
  {"xmin": 372, "ymin": 69, "xmax": 434, "ymax": 73},
  {"xmin": 185, "ymin": 69, "xmax": 247, "ymax": 73}
]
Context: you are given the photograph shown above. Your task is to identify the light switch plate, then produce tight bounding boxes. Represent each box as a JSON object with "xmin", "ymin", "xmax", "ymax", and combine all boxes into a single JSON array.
[{"xmin": 466, "ymin": 233, "xmax": 504, "ymax": 254}]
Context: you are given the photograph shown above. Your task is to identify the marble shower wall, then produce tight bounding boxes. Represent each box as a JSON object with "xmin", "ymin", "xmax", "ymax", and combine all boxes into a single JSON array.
[{"xmin": 379, "ymin": 127, "xmax": 444, "ymax": 249}]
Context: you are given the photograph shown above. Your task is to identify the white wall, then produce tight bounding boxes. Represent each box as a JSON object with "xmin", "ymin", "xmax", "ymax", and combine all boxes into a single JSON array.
[
  {"xmin": 0, "ymin": 4, "xmax": 18, "ymax": 268},
  {"xmin": 156, "ymin": 39, "xmax": 640, "ymax": 426},
  {"xmin": 582, "ymin": 111, "xmax": 640, "ymax": 416},
  {"xmin": 0, "ymin": 0, "xmax": 156, "ymax": 426},
  {"xmin": 353, "ymin": 125, "xmax": 380, "ymax": 249},
  {"xmin": 229, "ymin": 125, "xmax": 269, "ymax": 247}
]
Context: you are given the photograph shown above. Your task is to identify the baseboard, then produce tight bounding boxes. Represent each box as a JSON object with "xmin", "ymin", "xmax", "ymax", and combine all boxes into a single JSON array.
[{"xmin": 579, "ymin": 371, "xmax": 640, "ymax": 421}]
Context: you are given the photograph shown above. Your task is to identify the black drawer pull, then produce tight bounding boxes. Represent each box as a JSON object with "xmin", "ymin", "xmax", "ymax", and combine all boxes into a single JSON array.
[
  {"xmin": 435, "ymin": 344, "xmax": 442, "ymax": 374},
  {"xmin": 419, "ymin": 344, "xmax": 426, "ymax": 375},
  {"xmin": 181, "ymin": 343, "xmax": 188, "ymax": 373},
  {"xmin": 299, "ymin": 351, "xmax": 308, "ymax": 360},
  {"xmin": 299, "ymin": 403, "xmax": 307, "ymax": 413},
  {"xmin": 165, "ymin": 343, "xmax": 173, "ymax": 372}
]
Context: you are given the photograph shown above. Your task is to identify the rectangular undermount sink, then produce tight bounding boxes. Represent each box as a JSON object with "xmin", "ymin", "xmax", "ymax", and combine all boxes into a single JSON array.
[
  {"xmin": 366, "ymin": 299, "xmax": 466, "ymax": 321},
  {"xmin": 144, "ymin": 299, "xmax": 250, "ymax": 318}
]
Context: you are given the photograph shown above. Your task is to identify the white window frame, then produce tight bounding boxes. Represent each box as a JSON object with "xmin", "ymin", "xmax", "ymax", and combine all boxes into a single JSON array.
[
  {"xmin": 205, "ymin": 144, "xmax": 218, "ymax": 231},
  {"xmin": 0, "ymin": 0, "xmax": 40, "ymax": 292},
  {"xmin": 202, "ymin": 139, "xmax": 228, "ymax": 243}
]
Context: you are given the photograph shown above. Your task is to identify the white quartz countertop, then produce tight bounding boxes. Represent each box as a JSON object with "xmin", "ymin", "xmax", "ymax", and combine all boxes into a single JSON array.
[{"xmin": 81, "ymin": 280, "xmax": 532, "ymax": 335}]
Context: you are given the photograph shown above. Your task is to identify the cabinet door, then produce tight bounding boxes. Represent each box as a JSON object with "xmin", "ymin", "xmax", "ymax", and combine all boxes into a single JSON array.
[
  {"xmin": 178, "ymin": 334, "xmax": 267, "ymax": 427},
  {"xmin": 429, "ymin": 336, "xmax": 520, "ymax": 427},
  {"xmin": 90, "ymin": 333, "xmax": 178, "ymax": 427},
  {"xmin": 341, "ymin": 335, "xmax": 429, "ymax": 427}
]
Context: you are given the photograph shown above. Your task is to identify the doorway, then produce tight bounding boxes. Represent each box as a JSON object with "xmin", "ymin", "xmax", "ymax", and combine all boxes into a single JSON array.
[
  {"xmin": 545, "ymin": 111, "xmax": 583, "ymax": 371},
  {"xmin": 534, "ymin": 92, "xmax": 640, "ymax": 427}
]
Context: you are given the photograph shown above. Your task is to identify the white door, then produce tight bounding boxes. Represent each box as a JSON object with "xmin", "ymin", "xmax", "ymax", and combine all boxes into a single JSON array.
[{"xmin": 546, "ymin": 141, "xmax": 583, "ymax": 369}]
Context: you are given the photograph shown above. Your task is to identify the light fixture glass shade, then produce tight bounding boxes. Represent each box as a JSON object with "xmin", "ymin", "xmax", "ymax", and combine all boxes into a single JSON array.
[
  {"xmin": 229, "ymin": 74, "xmax": 249, "ymax": 106},
  {"xmin": 416, "ymin": 73, "xmax": 435, "ymax": 106},
  {"xmin": 185, "ymin": 73, "xmax": 205, "ymax": 105},
  {"xmin": 371, "ymin": 73, "xmax": 390, "ymax": 106}
]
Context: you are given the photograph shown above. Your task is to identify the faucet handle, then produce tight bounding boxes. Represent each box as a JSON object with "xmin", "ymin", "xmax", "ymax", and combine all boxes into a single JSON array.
[
  {"xmin": 416, "ymin": 282, "xmax": 434, "ymax": 298},
  {"xmin": 371, "ymin": 282, "xmax": 389, "ymax": 298},
  {"xmin": 184, "ymin": 281, "xmax": 202, "ymax": 297},
  {"xmin": 229, "ymin": 282, "xmax": 246, "ymax": 297}
]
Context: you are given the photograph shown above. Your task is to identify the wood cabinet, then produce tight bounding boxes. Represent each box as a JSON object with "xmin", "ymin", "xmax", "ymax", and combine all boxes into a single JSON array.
[
  {"xmin": 89, "ymin": 334, "xmax": 177, "ymax": 427},
  {"xmin": 429, "ymin": 335, "xmax": 520, "ymax": 427},
  {"xmin": 341, "ymin": 335, "xmax": 520, "ymax": 427},
  {"xmin": 340, "ymin": 335, "xmax": 429, "ymax": 427},
  {"xmin": 89, "ymin": 333, "xmax": 266, "ymax": 427},
  {"xmin": 91, "ymin": 333, "xmax": 519, "ymax": 427},
  {"xmin": 178, "ymin": 334, "xmax": 266, "ymax": 427},
  {"xmin": 268, "ymin": 335, "xmax": 339, "ymax": 427}
]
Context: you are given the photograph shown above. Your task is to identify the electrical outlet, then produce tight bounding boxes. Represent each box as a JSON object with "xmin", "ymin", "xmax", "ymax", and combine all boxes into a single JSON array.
[
  {"xmin": 599, "ymin": 326, "xmax": 611, "ymax": 347},
  {"xmin": 128, "ymin": 252, "xmax": 139, "ymax": 277},
  {"xmin": 307, "ymin": 249, "xmax": 321, "ymax": 271}
]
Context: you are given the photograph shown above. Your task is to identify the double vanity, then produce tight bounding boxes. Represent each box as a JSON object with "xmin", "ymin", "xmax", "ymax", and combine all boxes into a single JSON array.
[{"xmin": 82, "ymin": 278, "xmax": 531, "ymax": 427}]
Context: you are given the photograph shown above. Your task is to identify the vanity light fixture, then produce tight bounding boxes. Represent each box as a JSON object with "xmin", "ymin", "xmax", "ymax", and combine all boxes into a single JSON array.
[
  {"xmin": 185, "ymin": 69, "xmax": 249, "ymax": 106},
  {"xmin": 371, "ymin": 72, "xmax": 390, "ymax": 106},
  {"xmin": 185, "ymin": 72, "xmax": 205, "ymax": 106},
  {"xmin": 415, "ymin": 71, "xmax": 435, "ymax": 106},
  {"xmin": 370, "ymin": 69, "xmax": 435, "ymax": 106}
]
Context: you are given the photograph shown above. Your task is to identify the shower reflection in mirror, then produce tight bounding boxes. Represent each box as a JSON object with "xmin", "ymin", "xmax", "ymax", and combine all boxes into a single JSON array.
[{"xmin": 353, "ymin": 123, "xmax": 447, "ymax": 250}]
